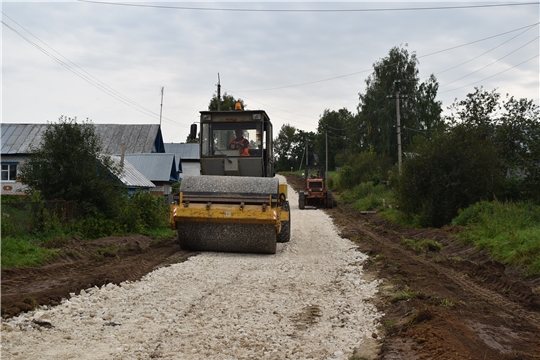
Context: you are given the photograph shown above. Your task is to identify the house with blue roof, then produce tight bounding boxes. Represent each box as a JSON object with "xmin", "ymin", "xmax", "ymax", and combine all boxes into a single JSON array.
[{"xmin": 1, "ymin": 123, "xmax": 170, "ymax": 196}]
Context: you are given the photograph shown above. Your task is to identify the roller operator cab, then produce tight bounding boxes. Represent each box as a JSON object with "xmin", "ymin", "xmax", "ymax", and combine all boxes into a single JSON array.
[
  {"xmin": 197, "ymin": 106, "xmax": 274, "ymax": 177},
  {"xmin": 170, "ymin": 103, "xmax": 290, "ymax": 254}
]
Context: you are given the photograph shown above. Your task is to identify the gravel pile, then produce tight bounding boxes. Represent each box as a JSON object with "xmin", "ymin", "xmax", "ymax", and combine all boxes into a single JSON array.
[{"xmin": 1, "ymin": 176, "xmax": 382, "ymax": 360}]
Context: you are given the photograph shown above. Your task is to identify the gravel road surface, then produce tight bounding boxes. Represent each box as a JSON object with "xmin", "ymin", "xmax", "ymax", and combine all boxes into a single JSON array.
[{"xmin": 1, "ymin": 176, "xmax": 382, "ymax": 359}]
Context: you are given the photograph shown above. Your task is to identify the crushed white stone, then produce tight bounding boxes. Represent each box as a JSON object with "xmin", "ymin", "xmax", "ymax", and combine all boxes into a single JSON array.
[{"xmin": 1, "ymin": 175, "xmax": 383, "ymax": 360}]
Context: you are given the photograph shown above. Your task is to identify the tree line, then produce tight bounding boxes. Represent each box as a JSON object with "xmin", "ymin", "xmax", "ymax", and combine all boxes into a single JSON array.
[
  {"xmin": 273, "ymin": 45, "xmax": 540, "ymax": 227},
  {"xmin": 17, "ymin": 45, "xmax": 538, "ymax": 230}
]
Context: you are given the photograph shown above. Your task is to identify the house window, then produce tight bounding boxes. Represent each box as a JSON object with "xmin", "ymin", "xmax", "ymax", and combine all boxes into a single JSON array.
[{"xmin": 1, "ymin": 163, "xmax": 17, "ymax": 181}]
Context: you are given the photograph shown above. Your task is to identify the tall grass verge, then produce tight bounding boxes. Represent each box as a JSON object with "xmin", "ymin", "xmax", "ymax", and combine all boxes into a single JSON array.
[
  {"xmin": 1, "ymin": 190, "xmax": 173, "ymax": 269},
  {"xmin": 339, "ymin": 181, "xmax": 396, "ymax": 212},
  {"xmin": 453, "ymin": 201, "xmax": 540, "ymax": 275}
]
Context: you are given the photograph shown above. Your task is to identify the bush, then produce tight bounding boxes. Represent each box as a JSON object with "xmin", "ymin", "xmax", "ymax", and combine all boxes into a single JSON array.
[
  {"xmin": 396, "ymin": 125, "xmax": 504, "ymax": 227},
  {"xmin": 337, "ymin": 152, "xmax": 394, "ymax": 191},
  {"xmin": 128, "ymin": 191, "xmax": 169, "ymax": 229}
]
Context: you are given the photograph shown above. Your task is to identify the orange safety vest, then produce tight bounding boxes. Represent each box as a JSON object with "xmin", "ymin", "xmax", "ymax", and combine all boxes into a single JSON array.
[{"xmin": 229, "ymin": 137, "xmax": 250, "ymax": 156}]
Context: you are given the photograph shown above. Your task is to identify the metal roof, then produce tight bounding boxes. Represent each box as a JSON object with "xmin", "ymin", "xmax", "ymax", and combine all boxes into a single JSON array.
[
  {"xmin": 164, "ymin": 143, "xmax": 200, "ymax": 160},
  {"xmin": 1, "ymin": 123, "xmax": 164, "ymax": 155},
  {"xmin": 122, "ymin": 153, "xmax": 179, "ymax": 182},
  {"xmin": 109, "ymin": 155, "xmax": 156, "ymax": 188}
]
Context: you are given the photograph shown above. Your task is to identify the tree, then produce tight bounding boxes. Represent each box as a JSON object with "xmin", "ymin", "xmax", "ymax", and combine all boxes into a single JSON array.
[
  {"xmin": 355, "ymin": 45, "xmax": 443, "ymax": 163},
  {"xmin": 19, "ymin": 116, "xmax": 125, "ymax": 216},
  {"xmin": 315, "ymin": 108, "xmax": 355, "ymax": 170},
  {"xmin": 447, "ymin": 88, "xmax": 540, "ymax": 201},
  {"xmin": 397, "ymin": 125, "xmax": 503, "ymax": 227},
  {"xmin": 185, "ymin": 133, "xmax": 199, "ymax": 144},
  {"xmin": 397, "ymin": 88, "xmax": 540, "ymax": 227},
  {"xmin": 273, "ymin": 124, "xmax": 316, "ymax": 172},
  {"xmin": 208, "ymin": 92, "xmax": 246, "ymax": 111},
  {"xmin": 274, "ymin": 124, "xmax": 297, "ymax": 172}
]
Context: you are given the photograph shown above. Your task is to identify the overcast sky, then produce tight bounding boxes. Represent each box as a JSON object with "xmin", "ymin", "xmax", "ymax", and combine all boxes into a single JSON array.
[{"xmin": 2, "ymin": 1, "xmax": 539, "ymax": 143}]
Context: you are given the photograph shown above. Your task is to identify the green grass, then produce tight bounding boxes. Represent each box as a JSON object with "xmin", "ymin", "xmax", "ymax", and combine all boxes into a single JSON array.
[
  {"xmin": 390, "ymin": 285, "xmax": 416, "ymax": 303},
  {"xmin": 141, "ymin": 227, "xmax": 176, "ymax": 238},
  {"xmin": 334, "ymin": 178, "xmax": 540, "ymax": 276},
  {"xmin": 401, "ymin": 238, "xmax": 443, "ymax": 253},
  {"xmin": 339, "ymin": 181, "xmax": 396, "ymax": 211},
  {"xmin": 1, "ymin": 236, "xmax": 60, "ymax": 268},
  {"xmin": 453, "ymin": 201, "xmax": 540, "ymax": 275}
]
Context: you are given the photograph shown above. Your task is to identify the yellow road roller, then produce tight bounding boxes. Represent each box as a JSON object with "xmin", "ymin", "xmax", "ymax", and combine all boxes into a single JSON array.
[{"xmin": 170, "ymin": 104, "xmax": 290, "ymax": 254}]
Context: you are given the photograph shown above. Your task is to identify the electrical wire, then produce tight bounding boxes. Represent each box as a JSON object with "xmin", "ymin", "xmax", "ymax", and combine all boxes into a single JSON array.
[
  {"xmin": 441, "ymin": 53, "xmax": 539, "ymax": 93},
  {"xmin": 440, "ymin": 36, "xmax": 539, "ymax": 87},
  {"xmin": 229, "ymin": 22, "xmax": 539, "ymax": 93},
  {"xmin": 432, "ymin": 23, "xmax": 538, "ymax": 76},
  {"xmin": 78, "ymin": 1, "xmax": 540, "ymax": 13},
  {"xmin": 1, "ymin": 12, "xmax": 189, "ymax": 127}
]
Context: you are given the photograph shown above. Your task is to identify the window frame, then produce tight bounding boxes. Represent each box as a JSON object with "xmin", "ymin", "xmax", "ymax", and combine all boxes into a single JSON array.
[{"xmin": 1, "ymin": 162, "xmax": 18, "ymax": 182}]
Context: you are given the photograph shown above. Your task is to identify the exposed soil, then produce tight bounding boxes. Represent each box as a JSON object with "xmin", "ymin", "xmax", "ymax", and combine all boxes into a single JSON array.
[
  {"xmin": 2, "ymin": 174, "xmax": 540, "ymax": 359},
  {"xmin": 1, "ymin": 234, "xmax": 197, "ymax": 318}
]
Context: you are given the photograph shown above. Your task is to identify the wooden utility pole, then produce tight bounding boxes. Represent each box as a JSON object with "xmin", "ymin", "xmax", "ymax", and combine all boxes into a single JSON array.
[
  {"xmin": 306, "ymin": 136, "xmax": 309, "ymax": 166},
  {"xmin": 217, "ymin": 73, "xmax": 221, "ymax": 111},
  {"xmin": 159, "ymin": 87, "xmax": 164, "ymax": 127},
  {"xmin": 325, "ymin": 131, "xmax": 328, "ymax": 184},
  {"xmin": 395, "ymin": 81, "xmax": 402, "ymax": 175}
]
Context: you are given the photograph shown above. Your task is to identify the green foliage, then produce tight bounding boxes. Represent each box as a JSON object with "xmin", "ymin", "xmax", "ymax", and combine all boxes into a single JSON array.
[
  {"xmin": 397, "ymin": 124, "xmax": 503, "ymax": 227},
  {"xmin": 339, "ymin": 166, "xmax": 354, "ymax": 189},
  {"xmin": 340, "ymin": 181, "xmax": 395, "ymax": 212},
  {"xmin": 208, "ymin": 92, "xmax": 245, "ymax": 111},
  {"xmin": 1, "ymin": 237, "xmax": 59, "ymax": 268},
  {"xmin": 1, "ymin": 203, "xmax": 36, "ymax": 237},
  {"xmin": 401, "ymin": 238, "xmax": 442, "ymax": 253},
  {"xmin": 274, "ymin": 124, "xmax": 316, "ymax": 172},
  {"xmin": 171, "ymin": 181, "xmax": 181, "ymax": 193},
  {"xmin": 315, "ymin": 108, "xmax": 355, "ymax": 170},
  {"xmin": 355, "ymin": 45, "xmax": 443, "ymax": 163},
  {"xmin": 337, "ymin": 152, "xmax": 394, "ymax": 190},
  {"xmin": 19, "ymin": 116, "xmax": 125, "ymax": 217},
  {"xmin": 73, "ymin": 212, "xmax": 122, "ymax": 239},
  {"xmin": 397, "ymin": 87, "xmax": 539, "ymax": 227},
  {"xmin": 1, "ymin": 196, "xmax": 27, "ymax": 203},
  {"xmin": 453, "ymin": 201, "xmax": 540, "ymax": 275},
  {"xmin": 2, "ymin": 190, "xmax": 173, "ymax": 268},
  {"xmin": 391, "ymin": 285, "xmax": 416, "ymax": 303},
  {"xmin": 127, "ymin": 190, "xmax": 169, "ymax": 230}
]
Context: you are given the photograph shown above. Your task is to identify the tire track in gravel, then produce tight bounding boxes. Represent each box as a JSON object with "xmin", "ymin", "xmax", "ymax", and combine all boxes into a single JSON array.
[{"xmin": 356, "ymin": 224, "xmax": 540, "ymax": 329}]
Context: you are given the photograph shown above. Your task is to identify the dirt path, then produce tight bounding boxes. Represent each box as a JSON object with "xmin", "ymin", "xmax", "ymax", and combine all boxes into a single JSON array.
[{"xmin": 2, "ymin": 174, "xmax": 540, "ymax": 359}]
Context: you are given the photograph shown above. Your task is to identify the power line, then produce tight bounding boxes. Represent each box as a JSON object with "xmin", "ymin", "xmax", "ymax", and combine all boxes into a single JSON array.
[
  {"xmin": 417, "ymin": 22, "xmax": 539, "ymax": 59},
  {"xmin": 78, "ymin": 1, "xmax": 540, "ymax": 12},
  {"xmin": 230, "ymin": 22, "xmax": 539, "ymax": 93},
  {"xmin": 1, "ymin": 12, "xmax": 189, "ymax": 127},
  {"xmin": 440, "ymin": 36, "xmax": 539, "ymax": 87},
  {"xmin": 441, "ymin": 53, "xmax": 540, "ymax": 93},
  {"xmin": 432, "ymin": 23, "xmax": 538, "ymax": 76}
]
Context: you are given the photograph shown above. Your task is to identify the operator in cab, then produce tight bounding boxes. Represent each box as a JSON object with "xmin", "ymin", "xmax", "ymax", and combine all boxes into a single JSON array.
[{"xmin": 229, "ymin": 128, "xmax": 250, "ymax": 156}]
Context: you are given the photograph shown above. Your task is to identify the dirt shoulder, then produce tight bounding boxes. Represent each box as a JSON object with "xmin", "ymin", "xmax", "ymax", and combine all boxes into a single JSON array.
[
  {"xmin": 1, "ymin": 234, "xmax": 196, "ymax": 317},
  {"xmin": 285, "ymin": 173, "xmax": 540, "ymax": 360},
  {"xmin": 2, "ymin": 175, "xmax": 540, "ymax": 359}
]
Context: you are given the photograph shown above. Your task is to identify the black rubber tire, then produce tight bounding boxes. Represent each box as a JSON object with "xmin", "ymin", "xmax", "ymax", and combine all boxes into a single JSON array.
[
  {"xmin": 177, "ymin": 223, "xmax": 190, "ymax": 250},
  {"xmin": 326, "ymin": 190, "xmax": 334, "ymax": 209},
  {"xmin": 277, "ymin": 220, "xmax": 290, "ymax": 243},
  {"xmin": 299, "ymin": 191, "xmax": 305, "ymax": 210}
]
